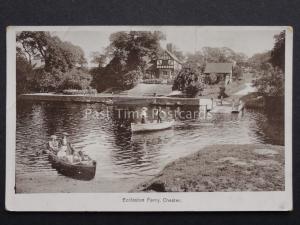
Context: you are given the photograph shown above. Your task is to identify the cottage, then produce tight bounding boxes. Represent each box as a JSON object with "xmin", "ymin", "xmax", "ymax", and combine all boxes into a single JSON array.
[
  {"xmin": 146, "ymin": 44, "xmax": 183, "ymax": 82},
  {"xmin": 204, "ymin": 62, "xmax": 234, "ymax": 85}
]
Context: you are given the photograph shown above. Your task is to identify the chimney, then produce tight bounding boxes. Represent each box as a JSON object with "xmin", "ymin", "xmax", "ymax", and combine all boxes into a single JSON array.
[{"xmin": 166, "ymin": 43, "xmax": 173, "ymax": 52}]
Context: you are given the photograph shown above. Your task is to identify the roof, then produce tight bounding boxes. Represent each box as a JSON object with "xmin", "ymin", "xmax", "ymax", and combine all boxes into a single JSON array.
[
  {"xmin": 158, "ymin": 49, "xmax": 183, "ymax": 64},
  {"xmin": 145, "ymin": 63, "xmax": 156, "ymax": 71},
  {"xmin": 165, "ymin": 49, "xmax": 183, "ymax": 64},
  {"xmin": 204, "ymin": 63, "xmax": 233, "ymax": 73}
]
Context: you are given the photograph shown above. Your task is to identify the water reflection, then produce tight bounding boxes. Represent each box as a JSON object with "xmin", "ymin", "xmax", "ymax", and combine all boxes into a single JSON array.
[{"xmin": 16, "ymin": 101, "xmax": 284, "ymax": 184}]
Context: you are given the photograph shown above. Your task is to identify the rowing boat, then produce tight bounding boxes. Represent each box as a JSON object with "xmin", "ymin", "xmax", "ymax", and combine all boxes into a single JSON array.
[
  {"xmin": 131, "ymin": 120, "xmax": 175, "ymax": 133},
  {"xmin": 46, "ymin": 144, "xmax": 96, "ymax": 180}
]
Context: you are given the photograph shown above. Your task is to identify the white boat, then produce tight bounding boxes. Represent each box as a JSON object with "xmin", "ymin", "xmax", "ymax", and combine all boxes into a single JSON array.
[{"xmin": 131, "ymin": 120, "xmax": 175, "ymax": 133}]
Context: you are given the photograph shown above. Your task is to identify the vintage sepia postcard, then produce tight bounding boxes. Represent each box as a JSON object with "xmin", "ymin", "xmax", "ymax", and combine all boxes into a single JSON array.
[{"xmin": 6, "ymin": 26, "xmax": 293, "ymax": 211}]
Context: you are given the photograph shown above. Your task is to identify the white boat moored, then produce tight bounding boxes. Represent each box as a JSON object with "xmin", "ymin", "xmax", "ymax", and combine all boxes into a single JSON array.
[{"xmin": 131, "ymin": 120, "xmax": 175, "ymax": 133}]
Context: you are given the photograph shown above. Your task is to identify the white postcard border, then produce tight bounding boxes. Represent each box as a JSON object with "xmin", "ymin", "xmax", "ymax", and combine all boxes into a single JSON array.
[{"xmin": 5, "ymin": 26, "xmax": 293, "ymax": 211}]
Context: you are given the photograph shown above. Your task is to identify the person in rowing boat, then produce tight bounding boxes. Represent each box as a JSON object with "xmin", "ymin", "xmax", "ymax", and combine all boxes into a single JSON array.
[
  {"xmin": 141, "ymin": 107, "xmax": 148, "ymax": 124},
  {"xmin": 57, "ymin": 133, "xmax": 70, "ymax": 160},
  {"xmin": 156, "ymin": 106, "xmax": 162, "ymax": 123},
  {"xmin": 49, "ymin": 135, "xmax": 59, "ymax": 152}
]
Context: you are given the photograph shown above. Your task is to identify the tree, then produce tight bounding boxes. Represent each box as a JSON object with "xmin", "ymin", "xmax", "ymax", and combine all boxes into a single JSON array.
[
  {"xmin": 184, "ymin": 51, "xmax": 205, "ymax": 72},
  {"xmin": 92, "ymin": 31, "xmax": 165, "ymax": 91},
  {"xmin": 17, "ymin": 31, "xmax": 87, "ymax": 72},
  {"xmin": 248, "ymin": 51, "xmax": 271, "ymax": 70},
  {"xmin": 119, "ymin": 70, "xmax": 142, "ymax": 90},
  {"xmin": 59, "ymin": 68, "xmax": 92, "ymax": 90},
  {"xmin": 107, "ymin": 31, "xmax": 165, "ymax": 72},
  {"xmin": 16, "ymin": 49, "xmax": 35, "ymax": 94},
  {"xmin": 270, "ymin": 31, "xmax": 285, "ymax": 71},
  {"xmin": 202, "ymin": 47, "xmax": 247, "ymax": 64},
  {"xmin": 90, "ymin": 51, "xmax": 107, "ymax": 67},
  {"xmin": 32, "ymin": 68, "xmax": 65, "ymax": 92},
  {"xmin": 251, "ymin": 31, "xmax": 285, "ymax": 97},
  {"xmin": 252, "ymin": 63, "xmax": 284, "ymax": 96},
  {"xmin": 16, "ymin": 31, "xmax": 91, "ymax": 93},
  {"xmin": 172, "ymin": 67, "xmax": 204, "ymax": 97}
]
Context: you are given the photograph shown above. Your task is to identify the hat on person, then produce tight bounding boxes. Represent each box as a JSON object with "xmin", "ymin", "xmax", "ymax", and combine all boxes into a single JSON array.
[
  {"xmin": 50, "ymin": 135, "xmax": 57, "ymax": 139},
  {"xmin": 142, "ymin": 107, "xmax": 148, "ymax": 111},
  {"xmin": 62, "ymin": 132, "xmax": 69, "ymax": 136}
]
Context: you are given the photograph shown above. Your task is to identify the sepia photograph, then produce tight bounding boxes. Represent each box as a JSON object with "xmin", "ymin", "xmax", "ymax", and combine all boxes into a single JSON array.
[{"xmin": 6, "ymin": 26, "xmax": 292, "ymax": 211}]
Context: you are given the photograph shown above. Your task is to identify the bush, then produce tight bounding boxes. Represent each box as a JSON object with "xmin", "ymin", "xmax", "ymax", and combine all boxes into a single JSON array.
[
  {"xmin": 23, "ymin": 67, "xmax": 93, "ymax": 93},
  {"xmin": 59, "ymin": 68, "xmax": 92, "ymax": 91},
  {"xmin": 252, "ymin": 63, "xmax": 284, "ymax": 96},
  {"xmin": 119, "ymin": 69, "xmax": 142, "ymax": 90},
  {"xmin": 32, "ymin": 68, "xmax": 65, "ymax": 92},
  {"xmin": 172, "ymin": 67, "xmax": 204, "ymax": 97}
]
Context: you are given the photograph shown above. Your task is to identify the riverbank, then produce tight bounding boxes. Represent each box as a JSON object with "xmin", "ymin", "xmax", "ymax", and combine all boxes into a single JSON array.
[
  {"xmin": 132, "ymin": 144, "xmax": 284, "ymax": 192},
  {"xmin": 19, "ymin": 93, "xmax": 201, "ymax": 106}
]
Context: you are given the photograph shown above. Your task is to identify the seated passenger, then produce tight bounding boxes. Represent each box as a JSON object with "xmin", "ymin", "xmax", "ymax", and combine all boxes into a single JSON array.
[
  {"xmin": 57, "ymin": 148, "xmax": 67, "ymax": 158},
  {"xmin": 73, "ymin": 152, "xmax": 82, "ymax": 163},
  {"xmin": 57, "ymin": 133, "xmax": 68, "ymax": 159},
  {"xmin": 49, "ymin": 135, "xmax": 59, "ymax": 152}
]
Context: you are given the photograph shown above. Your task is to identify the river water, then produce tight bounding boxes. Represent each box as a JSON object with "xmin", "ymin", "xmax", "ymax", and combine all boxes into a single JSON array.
[{"xmin": 16, "ymin": 101, "xmax": 284, "ymax": 193}]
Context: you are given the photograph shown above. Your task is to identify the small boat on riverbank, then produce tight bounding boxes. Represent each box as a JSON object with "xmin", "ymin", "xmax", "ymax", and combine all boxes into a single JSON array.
[
  {"xmin": 46, "ymin": 145, "xmax": 97, "ymax": 180},
  {"xmin": 131, "ymin": 120, "xmax": 175, "ymax": 133}
]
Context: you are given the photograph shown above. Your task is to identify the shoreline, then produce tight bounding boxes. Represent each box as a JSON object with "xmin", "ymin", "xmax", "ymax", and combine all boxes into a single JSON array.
[
  {"xmin": 132, "ymin": 144, "xmax": 284, "ymax": 192},
  {"xmin": 15, "ymin": 172, "xmax": 147, "ymax": 193},
  {"xmin": 19, "ymin": 93, "xmax": 201, "ymax": 106}
]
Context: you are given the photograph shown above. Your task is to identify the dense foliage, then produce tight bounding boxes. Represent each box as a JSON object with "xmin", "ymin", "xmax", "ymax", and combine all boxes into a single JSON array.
[
  {"xmin": 172, "ymin": 67, "xmax": 204, "ymax": 97},
  {"xmin": 91, "ymin": 31, "xmax": 165, "ymax": 92},
  {"xmin": 184, "ymin": 47, "xmax": 247, "ymax": 73},
  {"xmin": 251, "ymin": 31, "xmax": 285, "ymax": 96},
  {"xmin": 16, "ymin": 31, "xmax": 91, "ymax": 93},
  {"xmin": 271, "ymin": 31, "xmax": 285, "ymax": 71},
  {"xmin": 248, "ymin": 51, "xmax": 271, "ymax": 70},
  {"xmin": 252, "ymin": 63, "xmax": 284, "ymax": 96}
]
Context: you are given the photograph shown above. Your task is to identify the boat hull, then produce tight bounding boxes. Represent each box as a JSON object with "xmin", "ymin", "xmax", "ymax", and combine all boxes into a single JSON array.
[
  {"xmin": 131, "ymin": 120, "xmax": 175, "ymax": 133},
  {"xmin": 46, "ymin": 150, "xmax": 96, "ymax": 181}
]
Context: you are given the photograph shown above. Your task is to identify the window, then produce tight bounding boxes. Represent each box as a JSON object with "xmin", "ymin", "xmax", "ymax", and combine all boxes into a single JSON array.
[
  {"xmin": 163, "ymin": 71, "xmax": 168, "ymax": 75},
  {"xmin": 157, "ymin": 60, "xmax": 162, "ymax": 65},
  {"xmin": 162, "ymin": 60, "xmax": 168, "ymax": 66}
]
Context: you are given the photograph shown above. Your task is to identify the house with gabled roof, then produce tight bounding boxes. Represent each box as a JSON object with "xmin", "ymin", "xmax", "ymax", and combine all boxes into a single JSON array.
[
  {"xmin": 146, "ymin": 44, "xmax": 183, "ymax": 82},
  {"xmin": 204, "ymin": 62, "xmax": 234, "ymax": 85}
]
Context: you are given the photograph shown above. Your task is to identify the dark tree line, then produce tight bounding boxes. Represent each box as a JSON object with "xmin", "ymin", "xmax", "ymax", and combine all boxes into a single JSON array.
[
  {"xmin": 16, "ymin": 31, "xmax": 92, "ymax": 94},
  {"xmin": 90, "ymin": 31, "xmax": 165, "ymax": 92},
  {"xmin": 251, "ymin": 31, "xmax": 285, "ymax": 96}
]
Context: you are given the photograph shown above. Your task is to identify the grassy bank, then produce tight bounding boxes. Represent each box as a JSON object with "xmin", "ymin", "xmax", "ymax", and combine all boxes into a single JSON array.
[{"xmin": 132, "ymin": 144, "xmax": 284, "ymax": 192}]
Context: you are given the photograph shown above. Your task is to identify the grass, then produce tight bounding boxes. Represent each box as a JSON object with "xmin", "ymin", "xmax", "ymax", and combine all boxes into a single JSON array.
[{"xmin": 132, "ymin": 144, "xmax": 284, "ymax": 192}]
